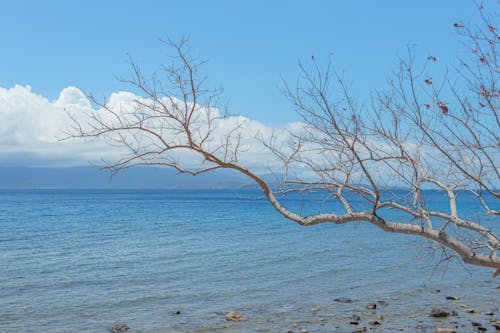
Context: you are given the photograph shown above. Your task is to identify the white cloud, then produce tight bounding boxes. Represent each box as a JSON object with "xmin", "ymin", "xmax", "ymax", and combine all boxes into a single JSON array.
[
  {"xmin": 2, "ymin": 85, "xmax": 460, "ymax": 187},
  {"xmin": 0, "ymin": 85, "xmax": 298, "ymax": 170},
  {"xmin": 0, "ymin": 86, "xmax": 143, "ymax": 166}
]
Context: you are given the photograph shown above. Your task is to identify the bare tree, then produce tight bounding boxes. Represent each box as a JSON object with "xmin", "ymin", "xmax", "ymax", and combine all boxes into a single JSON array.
[{"xmin": 66, "ymin": 8, "xmax": 499, "ymax": 276}]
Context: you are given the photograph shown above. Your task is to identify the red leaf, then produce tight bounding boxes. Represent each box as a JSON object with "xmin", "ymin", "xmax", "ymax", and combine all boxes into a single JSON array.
[
  {"xmin": 489, "ymin": 25, "xmax": 496, "ymax": 32},
  {"xmin": 424, "ymin": 104, "xmax": 430, "ymax": 109},
  {"xmin": 427, "ymin": 55, "xmax": 437, "ymax": 62},
  {"xmin": 480, "ymin": 57, "xmax": 488, "ymax": 64},
  {"xmin": 480, "ymin": 85, "xmax": 490, "ymax": 98},
  {"xmin": 437, "ymin": 101, "xmax": 448, "ymax": 115},
  {"xmin": 424, "ymin": 79, "xmax": 432, "ymax": 85}
]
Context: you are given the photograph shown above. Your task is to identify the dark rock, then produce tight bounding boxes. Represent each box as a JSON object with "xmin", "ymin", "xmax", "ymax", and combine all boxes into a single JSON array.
[
  {"xmin": 226, "ymin": 310, "xmax": 248, "ymax": 321},
  {"xmin": 477, "ymin": 326, "xmax": 487, "ymax": 331},
  {"xmin": 485, "ymin": 311, "xmax": 494, "ymax": 316},
  {"xmin": 170, "ymin": 310, "xmax": 181, "ymax": 315},
  {"xmin": 431, "ymin": 308, "xmax": 452, "ymax": 318},
  {"xmin": 334, "ymin": 297, "xmax": 353, "ymax": 303},
  {"xmin": 287, "ymin": 331, "xmax": 294, "ymax": 333},
  {"xmin": 349, "ymin": 314, "xmax": 360, "ymax": 325},
  {"xmin": 365, "ymin": 303, "xmax": 377, "ymax": 310},
  {"xmin": 369, "ymin": 320, "xmax": 381, "ymax": 326},
  {"xmin": 472, "ymin": 322, "xmax": 483, "ymax": 327},
  {"xmin": 464, "ymin": 307, "xmax": 477, "ymax": 314},
  {"xmin": 492, "ymin": 323, "xmax": 500, "ymax": 330},
  {"xmin": 492, "ymin": 317, "xmax": 500, "ymax": 324},
  {"xmin": 110, "ymin": 324, "xmax": 130, "ymax": 332},
  {"xmin": 446, "ymin": 296, "xmax": 459, "ymax": 301},
  {"xmin": 353, "ymin": 327, "xmax": 367, "ymax": 332}
]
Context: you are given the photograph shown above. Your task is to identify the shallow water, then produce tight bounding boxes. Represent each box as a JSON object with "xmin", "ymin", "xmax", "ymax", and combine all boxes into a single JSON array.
[{"xmin": 0, "ymin": 189, "xmax": 498, "ymax": 332}]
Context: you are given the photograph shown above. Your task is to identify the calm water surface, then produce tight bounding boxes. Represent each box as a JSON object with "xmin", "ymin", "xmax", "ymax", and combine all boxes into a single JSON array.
[{"xmin": 0, "ymin": 189, "xmax": 498, "ymax": 332}]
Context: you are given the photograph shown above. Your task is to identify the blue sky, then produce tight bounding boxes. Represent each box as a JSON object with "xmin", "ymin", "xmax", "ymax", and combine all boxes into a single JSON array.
[{"xmin": 0, "ymin": 0, "xmax": 488, "ymax": 126}]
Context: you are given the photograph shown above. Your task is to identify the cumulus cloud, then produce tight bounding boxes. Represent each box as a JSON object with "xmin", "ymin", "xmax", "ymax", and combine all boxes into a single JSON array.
[
  {"xmin": 0, "ymin": 85, "xmax": 120, "ymax": 166},
  {"xmin": 0, "ymin": 85, "xmax": 433, "ymax": 187},
  {"xmin": 0, "ymin": 85, "xmax": 298, "ymax": 170}
]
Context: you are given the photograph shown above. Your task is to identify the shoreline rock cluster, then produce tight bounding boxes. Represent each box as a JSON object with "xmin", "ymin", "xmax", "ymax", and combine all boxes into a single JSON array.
[{"xmin": 108, "ymin": 292, "xmax": 500, "ymax": 333}]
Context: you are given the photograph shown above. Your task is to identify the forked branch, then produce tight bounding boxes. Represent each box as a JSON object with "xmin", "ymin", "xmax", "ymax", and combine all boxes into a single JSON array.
[{"xmin": 66, "ymin": 26, "xmax": 499, "ymax": 276}]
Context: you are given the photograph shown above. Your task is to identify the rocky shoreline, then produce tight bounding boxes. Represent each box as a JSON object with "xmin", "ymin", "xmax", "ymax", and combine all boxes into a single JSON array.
[{"xmin": 106, "ymin": 287, "xmax": 500, "ymax": 333}]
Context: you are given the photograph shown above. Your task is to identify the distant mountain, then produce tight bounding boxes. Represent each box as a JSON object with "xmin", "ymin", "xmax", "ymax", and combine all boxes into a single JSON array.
[{"xmin": 0, "ymin": 166, "xmax": 255, "ymax": 189}]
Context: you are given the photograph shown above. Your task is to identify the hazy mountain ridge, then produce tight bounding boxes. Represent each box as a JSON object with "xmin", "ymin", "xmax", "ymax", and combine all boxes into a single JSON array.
[{"xmin": 0, "ymin": 166, "xmax": 255, "ymax": 189}]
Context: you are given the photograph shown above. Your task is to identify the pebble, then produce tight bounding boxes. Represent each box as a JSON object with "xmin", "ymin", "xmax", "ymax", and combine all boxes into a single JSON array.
[
  {"xmin": 446, "ymin": 296, "xmax": 459, "ymax": 301},
  {"xmin": 353, "ymin": 327, "xmax": 367, "ymax": 332},
  {"xmin": 334, "ymin": 297, "xmax": 353, "ymax": 303},
  {"xmin": 110, "ymin": 324, "xmax": 130, "ymax": 332},
  {"xmin": 365, "ymin": 303, "xmax": 377, "ymax": 310},
  {"xmin": 225, "ymin": 310, "xmax": 248, "ymax": 321},
  {"xmin": 310, "ymin": 305, "xmax": 320, "ymax": 312},
  {"xmin": 430, "ymin": 308, "xmax": 452, "ymax": 318}
]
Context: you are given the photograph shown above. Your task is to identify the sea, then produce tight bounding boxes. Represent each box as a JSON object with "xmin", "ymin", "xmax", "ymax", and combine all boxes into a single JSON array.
[{"xmin": 0, "ymin": 189, "xmax": 498, "ymax": 333}]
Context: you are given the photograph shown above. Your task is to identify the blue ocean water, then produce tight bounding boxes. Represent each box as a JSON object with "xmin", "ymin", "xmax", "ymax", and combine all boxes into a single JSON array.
[{"xmin": 0, "ymin": 189, "xmax": 498, "ymax": 333}]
